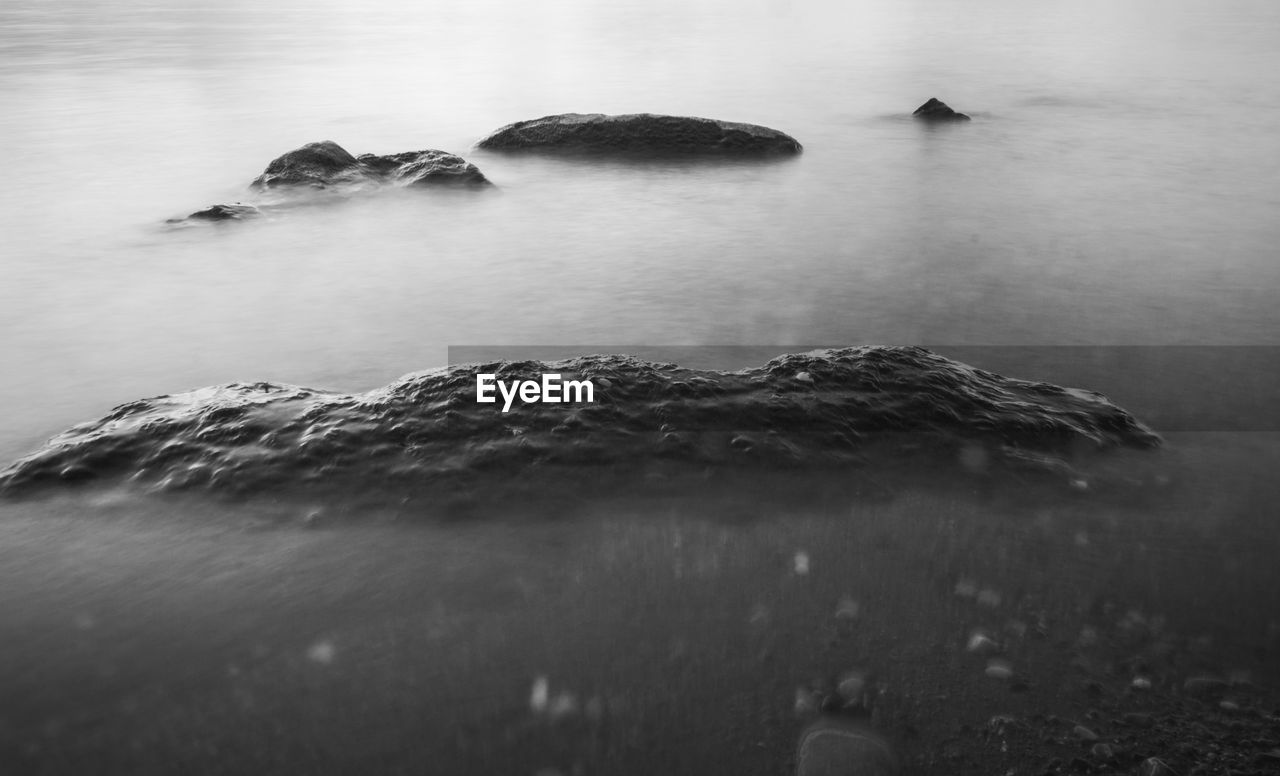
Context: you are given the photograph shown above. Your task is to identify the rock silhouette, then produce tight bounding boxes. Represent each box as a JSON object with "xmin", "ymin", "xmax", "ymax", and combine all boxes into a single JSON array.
[{"xmin": 476, "ymin": 113, "xmax": 802, "ymax": 155}]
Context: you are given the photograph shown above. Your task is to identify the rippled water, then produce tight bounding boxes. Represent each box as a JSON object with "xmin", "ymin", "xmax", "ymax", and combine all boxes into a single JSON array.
[{"xmin": 2, "ymin": 0, "xmax": 1278, "ymax": 772}]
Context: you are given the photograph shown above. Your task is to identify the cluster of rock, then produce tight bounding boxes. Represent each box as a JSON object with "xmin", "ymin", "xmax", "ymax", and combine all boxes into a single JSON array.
[
  {"xmin": 0, "ymin": 347, "xmax": 1157, "ymax": 497},
  {"xmin": 249, "ymin": 141, "xmax": 491, "ymax": 190},
  {"xmin": 168, "ymin": 140, "xmax": 491, "ymax": 223},
  {"xmin": 169, "ymin": 99, "xmax": 972, "ymax": 223}
]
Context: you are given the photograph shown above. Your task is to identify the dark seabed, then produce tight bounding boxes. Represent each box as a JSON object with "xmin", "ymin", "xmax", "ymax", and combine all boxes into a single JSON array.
[{"xmin": 2, "ymin": 0, "xmax": 1279, "ymax": 773}]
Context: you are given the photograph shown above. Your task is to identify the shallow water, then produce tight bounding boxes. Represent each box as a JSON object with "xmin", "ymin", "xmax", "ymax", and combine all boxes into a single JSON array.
[
  {"xmin": 2, "ymin": 0, "xmax": 1279, "ymax": 772},
  {"xmin": 1, "ymin": 452, "xmax": 1277, "ymax": 774}
]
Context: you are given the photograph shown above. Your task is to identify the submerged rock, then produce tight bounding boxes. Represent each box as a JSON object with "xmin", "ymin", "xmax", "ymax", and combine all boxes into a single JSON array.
[
  {"xmin": 0, "ymin": 347, "xmax": 1159, "ymax": 496},
  {"xmin": 167, "ymin": 203, "xmax": 262, "ymax": 223},
  {"xmin": 168, "ymin": 141, "xmax": 490, "ymax": 224},
  {"xmin": 475, "ymin": 113, "xmax": 802, "ymax": 155},
  {"xmin": 913, "ymin": 98, "xmax": 971, "ymax": 121}
]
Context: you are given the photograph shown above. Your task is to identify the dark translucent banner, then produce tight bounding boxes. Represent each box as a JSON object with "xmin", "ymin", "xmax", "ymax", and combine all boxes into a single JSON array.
[{"xmin": 447, "ymin": 345, "xmax": 1280, "ymax": 432}]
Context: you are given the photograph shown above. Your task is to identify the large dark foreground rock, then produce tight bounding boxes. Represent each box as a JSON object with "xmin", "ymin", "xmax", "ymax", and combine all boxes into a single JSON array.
[
  {"xmin": 0, "ymin": 348, "xmax": 1159, "ymax": 496},
  {"xmin": 168, "ymin": 141, "xmax": 490, "ymax": 224},
  {"xmin": 475, "ymin": 113, "xmax": 802, "ymax": 155},
  {"xmin": 913, "ymin": 97, "xmax": 971, "ymax": 121}
]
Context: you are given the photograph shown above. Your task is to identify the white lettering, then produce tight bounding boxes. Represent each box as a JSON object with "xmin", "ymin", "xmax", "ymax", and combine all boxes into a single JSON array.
[
  {"xmin": 562, "ymin": 379, "xmax": 593, "ymax": 404},
  {"xmin": 476, "ymin": 374, "xmax": 496, "ymax": 403},
  {"xmin": 475, "ymin": 373, "xmax": 597, "ymax": 413},
  {"xmin": 542, "ymin": 374, "xmax": 562, "ymax": 402},
  {"xmin": 518, "ymin": 381, "xmax": 540, "ymax": 404},
  {"xmin": 498, "ymin": 380, "xmax": 519, "ymax": 413}
]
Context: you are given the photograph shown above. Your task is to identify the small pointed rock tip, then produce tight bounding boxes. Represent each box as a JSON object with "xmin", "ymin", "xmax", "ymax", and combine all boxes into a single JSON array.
[{"xmin": 913, "ymin": 97, "xmax": 971, "ymax": 121}]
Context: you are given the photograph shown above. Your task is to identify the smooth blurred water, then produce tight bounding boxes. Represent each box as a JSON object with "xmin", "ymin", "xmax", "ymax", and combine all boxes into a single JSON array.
[{"xmin": 1, "ymin": 0, "xmax": 1279, "ymax": 456}]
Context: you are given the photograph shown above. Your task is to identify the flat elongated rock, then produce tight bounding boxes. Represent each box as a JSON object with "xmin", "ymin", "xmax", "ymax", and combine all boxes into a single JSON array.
[
  {"xmin": 475, "ymin": 113, "xmax": 802, "ymax": 155},
  {"xmin": 0, "ymin": 347, "xmax": 1159, "ymax": 497},
  {"xmin": 913, "ymin": 97, "xmax": 971, "ymax": 121}
]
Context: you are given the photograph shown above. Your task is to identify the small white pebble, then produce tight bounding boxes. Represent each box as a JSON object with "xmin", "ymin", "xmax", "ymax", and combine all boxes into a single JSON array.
[
  {"xmin": 306, "ymin": 641, "xmax": 336, "ymax": 665},
  {"xmin": 1132, "ymin": 676, "xmax": 1152, "ymax": 690},
  {"xmin": 837, "ymin": 671, "xmax": 867, "ymax": 701},
  {"xmin": 794, "ymin": 551, "xmax": 810, "ymax": 576},
  {"xmin": 1069, "ymin": 478, "xmax": 1089, "ymax": 491},
  {"xmin": 985, "ymin": 659, "xmax": 1014, "ymax": 680},
  {"xmin": 530, "ymin": 676, "xmax": 550, "ymax": 713},
  {"xmin": 795, "ymin": 372, "xmax": 813, "ymax": 383},
  {"xmin": 967, "ymin": 631, "xmax": 1000, "ymax": 654},
  {"xmin": 835, "ymin": 597, "xmax": 860, "ymax": 620}
]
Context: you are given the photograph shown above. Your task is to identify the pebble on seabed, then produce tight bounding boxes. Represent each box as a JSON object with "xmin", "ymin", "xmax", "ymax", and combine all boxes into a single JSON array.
[
  {"xmin": 530, "ymin": 676, "xmax": 550, "ymax": 712},
  {"xmin": 1131, "ymin": 676, "xmax": 1152, "ymax": 691},
  {"xmin": 1139, "ymin": 757, "xmax": 1175, "ymax": 776},
  {"xmin": 837, "ymin": 671, "xmax": 867, "ymax": 702},
  {"xmin": 528, "ymin": 676, "xmax": 583, "ymax": 721},
  {"xmin": 985, "ymin": 659, "xmax": 1014, "ymax": 679},
  {"xmin": 835, "ymin": 596, "xmax": 860, "ymax": 619},
  {"xmin": 794, "ymin": 687, "xmax": 819, "ymax": 714},
  {"xmin": 794, "ymin": 551, "xmax": 810, "ymax": 576},
  {"xmin": 967, "ymin": 631, "xmax": 1001, "ymax": 654},
  {"xmin": 306, "ymin": 640, "xmax": 336, "ymax": 665}
]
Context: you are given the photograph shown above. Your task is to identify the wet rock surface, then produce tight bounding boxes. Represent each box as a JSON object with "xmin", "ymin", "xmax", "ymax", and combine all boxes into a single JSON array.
[
  {"xmin": 250, "ymin": 141, "xmax": 491, "ymax": 190},
  {"xmin": 0, "ymin": 346, "xmax": 1159, "ymax": 497},
  {"xmin": 169, "ymin": 202, "xmax": 262, "ymax": 223},
  {"xmin": 913, "ymin": 97, "xmax": 972, "ymax": 121},
  {"xmin": 168, "ymin": 140, "xmax": 490, "ymax": 225},
  {"xmin": 475, "ymin": 113, "xmax": 803, "ymax": 155}
]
